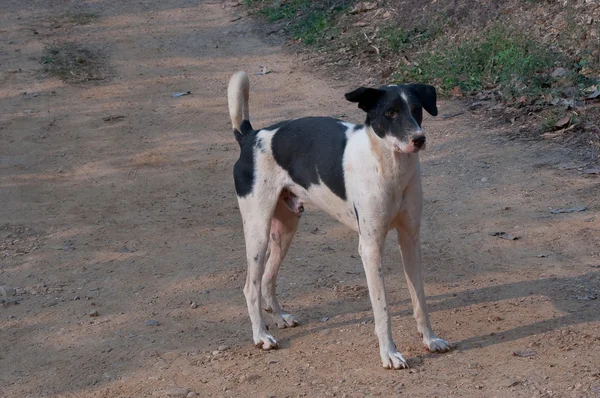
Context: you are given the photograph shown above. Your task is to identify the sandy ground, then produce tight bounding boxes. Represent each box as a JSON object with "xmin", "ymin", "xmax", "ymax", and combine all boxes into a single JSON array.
[{"xmin": 1, "ymin": 1, "xmax": 599, "ymax": 397}]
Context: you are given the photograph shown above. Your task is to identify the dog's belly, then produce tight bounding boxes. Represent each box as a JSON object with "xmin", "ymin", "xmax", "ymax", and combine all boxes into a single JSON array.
[{"xmin": 288, "ymin": 182, "xmax": 358, "ymax": 231}]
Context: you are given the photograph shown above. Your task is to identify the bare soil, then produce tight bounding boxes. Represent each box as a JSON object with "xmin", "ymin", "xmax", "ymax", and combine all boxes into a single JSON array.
[{"xmin": 1, "ymin": 1, "xmax": 599, "ymax": 397}]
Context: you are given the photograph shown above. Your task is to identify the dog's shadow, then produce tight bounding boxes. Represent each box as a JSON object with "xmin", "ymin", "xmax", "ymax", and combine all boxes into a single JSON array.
[{"xmin": 275, "ymin": 271, "xmax": 600, "ymax": 357}]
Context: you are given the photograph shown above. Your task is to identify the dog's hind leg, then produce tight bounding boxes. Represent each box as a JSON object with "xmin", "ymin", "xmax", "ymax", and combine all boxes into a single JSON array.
[
  {"xmin": 238, "ymin": 191, "xmax": 280, "ymax": 350},
  {"xmin": 262, "ymin": 197, "xmax": 301, "ymax": 329}
]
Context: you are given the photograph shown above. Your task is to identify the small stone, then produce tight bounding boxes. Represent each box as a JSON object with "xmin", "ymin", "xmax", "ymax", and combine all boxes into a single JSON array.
[
  {"xmin": 481, "ymin": 177, "xmax": 488, "ymax": 182},
  {"xmin": 239, "ymin": 374, "xmax": 260, "ymax": 383},
  {"xmin": 146, "ymin": 319, "xmax": 160, "ymax": 326},
  {"xmin": 62, "ymin": 240, "xmax": 75, "ymax": 251},
  {"xmin": 89, "ymin": 310, "xmax": 99, "ymax": 317},
  {"xmin": 152, "ymin": 387, "xmax": 190, "ymax": 397},
  {"xmin": 319, "ymin": 329, "xmax": 331, "ymax": 336},
  {"xmin": 162, "ymin": 351, "xmax": 180, "ymax": 360},
  {"xmin": 0, "ymin": 286, "xmax": 16, "ymax": 297},
  {"xmin": 468, "ymin": 361, "xmax": 479, "ymax": 369},
  {"xmin": 212, "ymin": 350, "xmax": 221, "ymax": 356},
  {"xmin": 321, "ymin": 316, "xmax": 329, "ymax": 322},
  {"xmin": 186, "ymin": 392, "xmax": 198, "ymax": 398},
  {"xmin": 190, "ymin": 302, "xmax": 198, "ymax": 309},
  {"xmin": 501, "ymin": 378, "xmax": 520, "ymax": 388},
  {"xmin": 218, "ymin": 344, "xmax": 229, "ymax": 352}
]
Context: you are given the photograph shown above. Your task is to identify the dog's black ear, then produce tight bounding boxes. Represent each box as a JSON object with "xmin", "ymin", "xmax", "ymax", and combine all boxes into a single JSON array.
[
  {"xmin": 406, "ymin": 84, "xmax": 438, "ymax": 116},
  {"xmin": 345, "ymin": 87, "xmax": 384, "ymax": 112}
]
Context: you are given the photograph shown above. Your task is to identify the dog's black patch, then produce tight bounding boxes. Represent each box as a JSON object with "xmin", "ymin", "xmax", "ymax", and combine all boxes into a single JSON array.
[
  {"xmin": 354, "ymin": 204, "xmax": 360, "ymax": 233},
  {"xmin": 233, "ymin": 122, "xmax": 257, "ymax": 197},
  {"xmin": 234, "ymin": 119, "xmax": 254, "ymax": 147},
  {"xmin": 270, "ymin": 117, "xmax": 351, "ymax": 201}
]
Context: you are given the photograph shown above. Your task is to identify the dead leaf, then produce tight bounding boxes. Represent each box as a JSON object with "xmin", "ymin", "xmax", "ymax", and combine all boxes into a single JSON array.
[
  {"xmin": 350, "ymin": 2, "xmax": 378, "ymax": 14},
  {"xmin": 255, "ymin": 66, "xmax": 271, "ymax": 75},
  {"xmin": 171, "ymin": 91, "xmax": 191, "ymax": 98},
  {"xmin": 490, "ymin": 232, "xmax": 520, "ymax": 241},
  {"xmin": 102, "ymin": 115, "xmax": 125, "ymax": 122},
  {"xmin": 555, "ymin": 116, "xmax": 570, "ymax": 128},
  {"xmin": 582, "ymin": 167, "xmax": 600, "ymax": 175},
  {"xmin": 575, "ymin": 293, "xmax": 597, "ymax": 301},
  {"xmin": 587, "ymin": 89, "xmax": 600, "ymax": 99},
  {"xmin": 512, "ymin": 350, "xmax": 537, "ymax": 357},
  {"xmin": 550, "ymin": 207, "xmax": 586, "ymax": 214},
  {"xmin": 450, "ymin": 86, "xmax": 463, "ymax": 97},
  {"xmin": 541, "ymin": 132, "xmax": 563, "ymax": 139},
  {"xmin": 550, "ymin": 67, "xmax": 569, "ymax": 78}
]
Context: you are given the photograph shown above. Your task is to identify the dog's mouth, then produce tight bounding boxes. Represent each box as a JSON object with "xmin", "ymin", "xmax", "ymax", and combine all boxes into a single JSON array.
[{"xmin": 392, "ymin": 141, "xmax": 426, "ymax": 154}]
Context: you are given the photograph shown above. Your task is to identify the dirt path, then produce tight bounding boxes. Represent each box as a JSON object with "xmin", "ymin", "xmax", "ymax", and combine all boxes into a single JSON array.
[{"xmin": 1, "ymin": 1, "xmax": 599, "ymax": 397}]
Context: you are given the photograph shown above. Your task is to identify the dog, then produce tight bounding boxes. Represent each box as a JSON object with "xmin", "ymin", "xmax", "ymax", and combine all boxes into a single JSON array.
[{"xmin": 227, "ymin": 71, "xmax": 452, "ymax": 369}]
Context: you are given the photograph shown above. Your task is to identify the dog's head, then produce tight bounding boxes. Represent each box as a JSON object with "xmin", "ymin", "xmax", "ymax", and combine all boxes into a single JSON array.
[{"xmin": 345, "ymin": 84, "xmax": 437, "ymax": 154}]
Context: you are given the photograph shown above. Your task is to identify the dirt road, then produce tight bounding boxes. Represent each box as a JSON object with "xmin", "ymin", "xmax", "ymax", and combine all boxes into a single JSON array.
[{"xmin": 1, "ymin": 1, "xmax": 599, "ymax": 397}]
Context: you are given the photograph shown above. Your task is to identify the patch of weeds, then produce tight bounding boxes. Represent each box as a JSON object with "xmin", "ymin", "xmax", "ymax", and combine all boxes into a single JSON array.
[
  {"xmin": 245, "ymin": 0, "xmax": 350, "ymax": 45},
  {"xmin": 382, "ymin": 22, "xmax": 444, "ymax": 54},
  {"xmin": 257, "ymin": 0, "xmax": 309, "ymax": 21},
  {"xmin": 382, "ymin": 26, "xmax": 412, "ymax": 52},
  {"xmin": 66, "ymin": 12, "xmax": 99, "ymax": 25},
  {"xmin": 540, "ymin": 113, "xmax": 561, "ymax": 133},
  {"xmin": 291, "ymin": 8, "xmax": 336, "ymax": 45},
  {"xmin": 41, "ymin": 43, "xmax": 110, "ymax": 83},
  {"xmin": 397, "ymin": 25, "xmax": 557, "ymax": 99}
]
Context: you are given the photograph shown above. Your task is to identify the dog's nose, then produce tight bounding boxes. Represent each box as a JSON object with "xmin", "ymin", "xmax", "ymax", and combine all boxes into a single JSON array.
[{"xmin": 411, "ymin": 134, "xmax": 426, "ymax": 148}]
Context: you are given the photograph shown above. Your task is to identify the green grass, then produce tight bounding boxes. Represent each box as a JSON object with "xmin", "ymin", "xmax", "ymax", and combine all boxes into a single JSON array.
[
  {"xmin": 245, "ymin": 0, "xmax": 349, "ymax": 45},
  {"xmin": 382, "ymin": 26, "xmax": 412, "ymax": 52},
  {"xmin": 396, "ymin": 26, "xmax": 556, "ymax": 99}
]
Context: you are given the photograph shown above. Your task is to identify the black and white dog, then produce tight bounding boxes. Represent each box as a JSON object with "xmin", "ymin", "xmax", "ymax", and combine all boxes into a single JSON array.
[{"xmin": 227, "ymin": 71, "xmax": 451, "ymax": 369}]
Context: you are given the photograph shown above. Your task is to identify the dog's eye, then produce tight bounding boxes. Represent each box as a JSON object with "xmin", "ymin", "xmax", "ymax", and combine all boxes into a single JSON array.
[{"xmin": 385, "ymin": 110, "xmax": 397, "ymax": 119}]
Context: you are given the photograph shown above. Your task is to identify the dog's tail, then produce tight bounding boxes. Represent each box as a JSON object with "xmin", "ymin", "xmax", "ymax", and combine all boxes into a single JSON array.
[{"xmin": 228, "ymin": 71, "xmax": 253, "ymax": 145}]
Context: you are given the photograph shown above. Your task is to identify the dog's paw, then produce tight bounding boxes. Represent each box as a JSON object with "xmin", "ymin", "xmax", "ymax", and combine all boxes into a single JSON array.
[
  {"xmin": 423, "ymin": 336, "xmax": 452, "ymax": 353},
  {"xmin": 381, "ymin": 349, "xmax": 409, "ymax": 370},
  {"xmin": 254, "ymin": 333, "xmax": 279, "ymax": 350},
  {"xmin": 275, "ymin": 313, "xmax": 299, "ymax": 329}
]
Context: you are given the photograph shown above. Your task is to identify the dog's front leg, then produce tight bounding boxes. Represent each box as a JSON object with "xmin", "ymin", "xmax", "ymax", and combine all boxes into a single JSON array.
[
  {"xmin": 359, "ymin": 236, "xmax": 408, "ymax": 369},
  {"xmin": 396, "ymin": 206, "xmax": 452, "ymax": 353}
]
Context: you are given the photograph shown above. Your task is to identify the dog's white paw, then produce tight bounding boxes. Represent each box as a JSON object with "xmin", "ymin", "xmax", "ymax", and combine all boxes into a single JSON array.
[
  {"xmin": 423, "ymin": 336, "xmax": 452, "ymax": 353},
  {"xmin": 254, "ymin": 333, "xmax": 279, "ymax": 350},
  {"xmin": 275, "ymin": 313, "xmax": 299, "ymax": 329},
  {"xmin": 381, "ymin": 349, "xmax": 409, "ymax": 370}
]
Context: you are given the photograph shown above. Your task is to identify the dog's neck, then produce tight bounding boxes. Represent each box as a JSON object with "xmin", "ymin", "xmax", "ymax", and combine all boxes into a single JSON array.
[{"xmin": 364, "ymin": 124, "xmax": 418, "ymax": 182}]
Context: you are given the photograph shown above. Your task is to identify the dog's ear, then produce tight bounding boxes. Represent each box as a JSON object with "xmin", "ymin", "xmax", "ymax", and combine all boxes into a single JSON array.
[
  {"xmin": 345, "ymin": 87, "xmax": 384, "ymax": 112},
  {"xmin": 406, "ymin": 84, "xmax": 438, "ymax": 116}
]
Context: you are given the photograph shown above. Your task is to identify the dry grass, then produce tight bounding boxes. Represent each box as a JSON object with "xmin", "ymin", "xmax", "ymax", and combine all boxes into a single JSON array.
[
  {"xmin": 41, "ymin": 43, "xmax": 111, "ymax": 83},
  {"xmin": 66, "ymin": 12, "xmax": 99, "ymax": 25}
]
